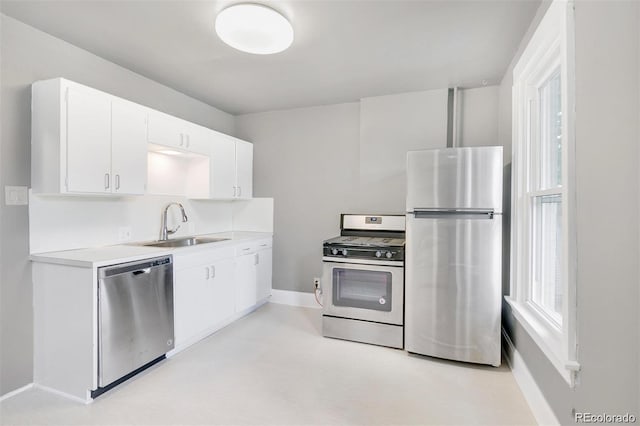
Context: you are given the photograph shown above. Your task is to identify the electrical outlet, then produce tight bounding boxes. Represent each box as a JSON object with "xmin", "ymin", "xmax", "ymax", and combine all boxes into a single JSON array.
[
  {"xmin": 313, "ymin": 277, "xmax": 321, "ymax": 289},
  {"xmin": 118, "ymin": 227, "xmax": 132, "ymax": 242}
]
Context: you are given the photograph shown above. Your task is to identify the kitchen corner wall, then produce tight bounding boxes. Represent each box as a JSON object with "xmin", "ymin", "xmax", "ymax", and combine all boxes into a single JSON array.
[
  {"xmin": 0, "ymin": 14, "xmax": 236, "ymax": 396},
  {"xmin": 235, "ymin": 86, "xmax": 499, "ymax": 294}
]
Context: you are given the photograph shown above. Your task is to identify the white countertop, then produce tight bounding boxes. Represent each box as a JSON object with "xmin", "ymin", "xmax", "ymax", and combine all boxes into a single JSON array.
[{"xmin": 30, "ymin": 231, "xmax": 273, "ymax": 268}]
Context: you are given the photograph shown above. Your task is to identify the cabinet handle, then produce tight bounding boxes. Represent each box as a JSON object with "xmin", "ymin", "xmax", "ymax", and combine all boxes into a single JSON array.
[
  {"xmin": 186, "ymin": 135, "xmax": 190, "ymax": 148},
  {"xmin": 255, "ymin": 253, "xmax": 259, "ymax": 265},
  {"xmin": 210, "ymin": 265, "xmax": 216, "ymax": 279},
  {"xmin": 115, "ymin": 174, "xmax": 120, "ymax": 190},
  {"xmin": 233, "ymin": 186, "xmax": 237, "ymax": 197},
  {"xmin": 180, "ymin": 133, "xmax": 184, "ymax": 147},
  {"xmin": 104, "ymin": 173, "xmax": 110, "ymax": 190},
  {"xmin": 205, "ymin": 266, "xmax": 210, "ymax": 280},
  {"xmin": 260, "ymin": 243, "xmax": 268, "ymax": 247},
  {"xmin": 238, "ymin": 186, "xmax": 241, "ymax": 197}
]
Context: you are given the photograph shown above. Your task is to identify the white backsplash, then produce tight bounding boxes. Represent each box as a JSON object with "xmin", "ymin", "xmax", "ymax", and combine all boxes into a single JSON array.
[{"xmin": 29, "ymin": 192, "xmax": 237, "ymax": 253}]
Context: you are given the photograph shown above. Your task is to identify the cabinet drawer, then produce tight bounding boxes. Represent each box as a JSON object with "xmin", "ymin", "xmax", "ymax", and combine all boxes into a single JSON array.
[
  {"xmin": 255, "ymin": 239, "xmax": 272, "ymax": 250},
  {"xmin": 173, "ymin": 246, "xmax": 235, "ymax": 270},
  {"xmin": 234, "ymin": 238, "xmax": 272, "ymax": 256}
]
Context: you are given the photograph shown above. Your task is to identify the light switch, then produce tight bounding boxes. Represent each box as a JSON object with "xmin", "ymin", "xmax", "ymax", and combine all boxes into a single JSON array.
[{"xmin": 5, "ymin": 186, "xmax": 28, "ymax": 206}]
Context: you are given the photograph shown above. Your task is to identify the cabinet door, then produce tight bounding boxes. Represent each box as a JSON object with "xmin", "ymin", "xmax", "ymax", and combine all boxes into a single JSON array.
[
  {"xmin": 235, "ymin": 140, "xmax": 253, "ymax": 198},
  {"xmin": 183, "ymin": 124, "xmax": 213, "ymax": 156},
  {"xmin": 235, "ymin": 253, "xmax": 257, "ymax": 312},
  {"xmin": 174, "ymin": 265, "xmax": 210, "ymax": 347},
  {"xmin": 210, "ymin": 134, "xmax": 237, "ymax": 199},
  {"xmin": 111, "ymin": 100, "xmax": 147, "ymax": 195},
  {"xmin": 256, "ymin": 248, "xmax": 273, "ymax": 301},
  {"xmin": 148, "ymin": 110, "xmax": 186, "ymax": 149},
  {"xmin": 210, "ymin": 258, "xmax": 236, "ymax": 326},
  {"xmin": 66, "ymin": 86, "xmax": 112, "ymax": 193}
]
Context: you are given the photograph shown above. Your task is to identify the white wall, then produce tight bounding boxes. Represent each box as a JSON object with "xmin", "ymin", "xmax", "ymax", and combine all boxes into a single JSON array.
[
  {"xmin": 358, "ymin": 89, "xmax": 448, "ymax": 212},
  {"xmin": 573, "ymin": 0, "xmax": 639, "ymax": 416},
  {"xmin": 236, "ymin": 102, "xmax": 361, "ymax": 293},
  {"xmin": 501, "ymin": 1, "xmax": 640, "ymax": 423},
  {"xmin": 459, "ymin": 86, "xmax": 500, "ymax": 149},
  {"xmin": 236, "ymin": 87, "xmax": 497, "ymax": 294},
  {"xmin": 0, "ymin": 14, "xmax": 236, "ymax": 396},
  {"xmin": 28, "ymin": 195, "xmax": 234, "ymax": 254}
]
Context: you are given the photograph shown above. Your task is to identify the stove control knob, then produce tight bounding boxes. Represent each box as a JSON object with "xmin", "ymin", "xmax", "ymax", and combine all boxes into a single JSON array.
[
  {"xmin": 375, "ymin": 251, "xmax": 382, "ymax": 258},
  {"xmin": 341, "ymin": 249, "xmax": 348, "ymax": 256},
  {"xmin": 331, "ymin": 248, "xmax": 338, "ymax": 255},
  {"xmin": 385, "ymin": 251, "xmax": 393, "ymax": 259}
]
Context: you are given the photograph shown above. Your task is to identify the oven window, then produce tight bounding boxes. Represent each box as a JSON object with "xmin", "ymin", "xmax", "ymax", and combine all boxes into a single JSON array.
[{"xmin": 332, "ymin": 268, "xmax": 392, "ymax": 312}]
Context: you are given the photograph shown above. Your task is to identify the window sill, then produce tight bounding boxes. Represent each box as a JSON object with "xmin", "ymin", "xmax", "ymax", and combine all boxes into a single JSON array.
[{"xmin": 505, "ymin": 296, "xmax": 579, "ymax": 387}]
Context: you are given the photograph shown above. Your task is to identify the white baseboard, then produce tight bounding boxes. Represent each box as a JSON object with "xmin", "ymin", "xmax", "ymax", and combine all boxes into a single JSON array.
[
  {"xmin": 270, "ymin": 289, "xmax": 321, "ymax": 309},
  {"xmin": 502, "ymin": 328, "xmax": 560, "ymax": 426},
  {"xmin": 0, "ymin": 383, "xmax": 33, "ymax": 402},
  {"xmin": 33, "ymin": 383, "xmax": 92, "ymax": 404}
]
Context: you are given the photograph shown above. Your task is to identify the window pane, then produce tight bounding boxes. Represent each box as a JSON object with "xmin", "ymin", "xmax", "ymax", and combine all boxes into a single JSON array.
[
  {"xmin": 531, "ymin": 194, "xmax": 563, "ymax": 325},
  {"xmin": 537, "ymin": 69, "xmax": 562, "ymax": 189}
]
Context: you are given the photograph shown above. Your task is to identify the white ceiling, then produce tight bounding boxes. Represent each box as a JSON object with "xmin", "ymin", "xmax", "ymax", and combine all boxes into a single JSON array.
[{"xmin": 1, "ymin": 0, "xmax": 540, "ymax": 115}]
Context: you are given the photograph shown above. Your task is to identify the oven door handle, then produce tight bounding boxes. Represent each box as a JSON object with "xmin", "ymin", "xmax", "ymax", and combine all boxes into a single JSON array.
[{"xmin": 322, "ymin": 257, "xmax": 404, "ymax": 267}]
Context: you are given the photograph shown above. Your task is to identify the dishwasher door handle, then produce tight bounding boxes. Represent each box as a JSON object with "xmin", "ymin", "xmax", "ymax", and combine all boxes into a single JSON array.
[{"xmin": 132, "ymin": 268, "xmax": 151, "ymax": 275}]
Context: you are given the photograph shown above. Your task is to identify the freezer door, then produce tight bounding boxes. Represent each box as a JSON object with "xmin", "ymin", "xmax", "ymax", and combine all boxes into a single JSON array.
[
  {"xmin": 406, "ymin": 146, "xmax": 503, "ymax": 212},
  {"xmin": 405, "ymin": 212, "xmax": 502, "ymax": 366}
]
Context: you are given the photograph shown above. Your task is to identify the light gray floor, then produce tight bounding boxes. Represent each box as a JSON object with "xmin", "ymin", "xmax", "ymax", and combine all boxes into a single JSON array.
[{"xmin": 0, "ymin": 303, "xmax": 536, "ymax": 425}]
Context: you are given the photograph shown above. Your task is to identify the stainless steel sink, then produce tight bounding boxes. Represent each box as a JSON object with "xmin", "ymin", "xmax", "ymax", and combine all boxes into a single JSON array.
[{"xmin": 138, "ymin": 236, "xmax": 230, "ymax": 248}]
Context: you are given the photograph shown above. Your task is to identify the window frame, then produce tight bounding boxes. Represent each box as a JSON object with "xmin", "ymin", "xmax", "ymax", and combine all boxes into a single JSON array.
[{"xmin": 507, "ymin": 0, "xmax": 579, "ymax": 387}]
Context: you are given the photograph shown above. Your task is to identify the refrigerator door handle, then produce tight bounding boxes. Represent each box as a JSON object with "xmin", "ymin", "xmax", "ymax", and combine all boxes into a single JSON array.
[{"xmin": 412, "ymin": 208, "xmax": 494, "ymax": 219}]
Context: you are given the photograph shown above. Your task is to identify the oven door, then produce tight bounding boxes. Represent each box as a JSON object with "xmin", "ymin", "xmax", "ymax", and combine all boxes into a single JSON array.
[{"xmin": 322, "ymin": 261, "xmax": 403, "ymax": 325}]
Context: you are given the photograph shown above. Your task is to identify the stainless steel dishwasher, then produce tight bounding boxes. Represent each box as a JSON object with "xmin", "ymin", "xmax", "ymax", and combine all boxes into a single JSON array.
[{"xmin": 97, "ymin": 255, "xmax": 174, "ymax": 394}]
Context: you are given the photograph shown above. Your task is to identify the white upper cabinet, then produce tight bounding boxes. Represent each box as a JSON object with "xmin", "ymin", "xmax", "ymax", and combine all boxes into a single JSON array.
[
  {"xmin": 209, "ymin": 134, "xmax": 253, "ymax": 200},
  {"xmin": 147, "ymin": 110, "xmax": 183, "ymax": 149},
  {"xmin": 210, "ymin": 134, "xmax": 237, "ymax": 199},
  {"xmin": 65, "ymin": 86, "xmax": 112, "ymax": 193},
  {"xmin": 148, "ymin": 110, "xmax": 253, "ymax": 200},
  {"xmin": 148, "ymin": 110, "xmax": 209, "ymax": 155},
  {"xmin": 32, "ymin": 78, "xmax": 252, "ymax": 199},
  {"xmin": 32, "ymin": 78, "xmax": 147, "ymax": 195},
  {"xmin": 111, "ymin": 99, "xmax": 148, "ymax": 195},
  {"xmin": 235, "ymin": 140, "xmax": 253, "ymax": 199}
]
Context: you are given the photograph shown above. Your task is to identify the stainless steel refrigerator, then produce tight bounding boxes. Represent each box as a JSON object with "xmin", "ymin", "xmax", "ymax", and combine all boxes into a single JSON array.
[{"xmin": 405, "ymin": 146, "xmax": 502, "ymax": 366}]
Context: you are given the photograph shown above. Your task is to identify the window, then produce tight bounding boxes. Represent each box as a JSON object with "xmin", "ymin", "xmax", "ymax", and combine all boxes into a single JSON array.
[{"xmin": 508, "ymin": 0, "xmax": 579, "ymax": 387}]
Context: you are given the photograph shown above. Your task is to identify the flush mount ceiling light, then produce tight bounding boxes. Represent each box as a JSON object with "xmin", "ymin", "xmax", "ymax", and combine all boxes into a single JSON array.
[{"xmin": 215, "ymin": 3, "xmax": 293, "ymax": 55}]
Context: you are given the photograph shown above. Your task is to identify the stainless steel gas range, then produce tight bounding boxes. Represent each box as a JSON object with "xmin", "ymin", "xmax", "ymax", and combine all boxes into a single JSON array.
[{"xmin": 321, "ymin": 214, "xmax": 405, "ymax": 349}]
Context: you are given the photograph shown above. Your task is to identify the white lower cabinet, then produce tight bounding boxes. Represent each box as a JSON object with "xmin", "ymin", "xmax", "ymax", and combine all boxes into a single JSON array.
[
  {"xmin": 209, "ymin": 258, "xmax": 236, "ymax": 326},
  {"xmin": 173, "ymin": 247, "xmax": 235, "ymax": 349},
  {"xmin": 31, "ymin": 235, "xmax": 272, "ymax": 402},
  {"xmin": 235, "ymin": 239, "xmax": 273, "ymax": 312},
  {"xmin": 173, "ymin": 237, "xmax": 272, "ymax": 352},
  {"xmin": 256, "ymin": 247, "xmax": 273, "ymax": 301},
  {"xmin": 235, "ymin": 252, "xmax": 258, "ymax": 312}
]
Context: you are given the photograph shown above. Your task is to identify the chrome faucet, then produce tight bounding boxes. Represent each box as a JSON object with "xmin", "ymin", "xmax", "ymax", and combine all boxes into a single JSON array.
[{"xmin": 160, "ymin": 202, "xmax": 188, "ymax": 241}]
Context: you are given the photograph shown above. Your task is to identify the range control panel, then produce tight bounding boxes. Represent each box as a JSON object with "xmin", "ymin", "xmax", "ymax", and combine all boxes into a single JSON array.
[{"xmin": 322, "ymin": 245, "xmax": 404, "ymax": 262}]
